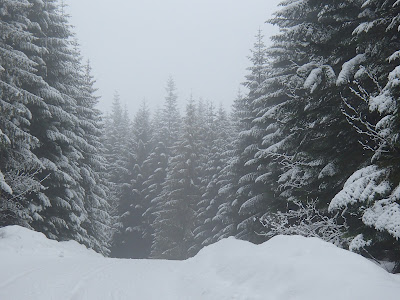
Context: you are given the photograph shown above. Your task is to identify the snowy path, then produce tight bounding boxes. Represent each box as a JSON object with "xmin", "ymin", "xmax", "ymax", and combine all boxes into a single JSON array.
[
  {"xmin": 0, "ymin": 257, "xmax": 185, "ymax": 299},
  {"xmin": 1, "ymin": 226, "xmax": 400, "ymax": 300}
]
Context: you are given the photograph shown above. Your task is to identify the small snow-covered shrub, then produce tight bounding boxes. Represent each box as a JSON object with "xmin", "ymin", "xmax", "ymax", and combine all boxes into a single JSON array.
[{"xmin": 260, "ymin": 199, "xmax": 348, "ymax": 247}]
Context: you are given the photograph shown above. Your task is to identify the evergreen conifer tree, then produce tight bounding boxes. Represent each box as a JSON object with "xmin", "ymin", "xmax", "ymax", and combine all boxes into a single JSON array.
[
  {"xmin": 328, "ymin": 0, "xmax": 400, "ymax": 269},
  {"xmin": 0, "ymin": 0, "xmax": 48, "ymax": 226},
  {"xmin": 113, "ymin": 101, "xmax": 153, "ymax": 258},
  {"xmin": 145, "ymin": 78, "xmax": 182, "ymax": 258},
  {"xmin": 194, "ymin": 104, "xmax": 232, "ymax": 249},
  {"xmin": 252, "ymin": 1, "xmax": 364, "ymax": 245},
  {"xmin": 21, "ymin": 0, "xmax": 92, "ymax": 243},
  {"xmin": 76, "ymin": 61, "xmax": 113, "ymax": 255},
  {"xmin": 151, "ymin": 97, "xmax": 201, "ymax": 260},
  {"xmin": 107, "ymin": 93, "xmax": 136, "ymax": 258},
  {"xmin": 234, "ymin": 30, "xmax": 271, "ymax": 243}
]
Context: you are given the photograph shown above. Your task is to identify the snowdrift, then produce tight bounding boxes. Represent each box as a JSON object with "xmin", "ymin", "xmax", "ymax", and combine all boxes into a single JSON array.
[
  {"xmin": 0, "ymin": 225, "xmax": 102, "ymax": 259},
  {"xmin": 1, "ymin": 225, "xmax": 399, "ymax": 300}
]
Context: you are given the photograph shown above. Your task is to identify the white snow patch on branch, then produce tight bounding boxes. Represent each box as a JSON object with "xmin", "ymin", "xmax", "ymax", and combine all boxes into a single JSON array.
[
  {"xmin": 337, "ymin": 54, "xmax": 366, "ymax": 85},
  {"xmin": 363, "ymin": 199, "xmax": 400, "ymax": 239},
  {"xmin": 0, "ymin": 171, "xmax": 13, "ymax": 195},
  {"xmin": 369, "ymin": 90, "xmax": 396, "ymax": 114},
  {"xmin": 329, "ymin": 165, "xmax": 390, "ymax": 212},
  {"xmin": 318, "ymin": 162, "xmax": 337, "ymax": 179},
  {"xmin": 349, "ymin": 234, "xmax": 372, "ymax": 252}
]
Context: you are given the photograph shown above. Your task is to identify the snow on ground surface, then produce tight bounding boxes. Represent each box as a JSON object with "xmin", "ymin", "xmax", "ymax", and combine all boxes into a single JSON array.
[{"xmin": 1, "ymin": 226, "xmax": 400, "ymax": 300}]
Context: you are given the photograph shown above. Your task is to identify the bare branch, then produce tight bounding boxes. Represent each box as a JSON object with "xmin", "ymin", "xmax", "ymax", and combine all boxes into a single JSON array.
[{"xmin": 260, "ymin": 199, "xmax": 348, "ymax": 247}]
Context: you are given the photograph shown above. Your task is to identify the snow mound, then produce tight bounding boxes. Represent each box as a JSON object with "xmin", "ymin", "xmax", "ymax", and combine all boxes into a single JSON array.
[
  {"xmin": 0, "ymin": 225, "xmax": 101, "ymax": 258},
  {"xmin": 188, "ymin": 236, "xmax": 400, "ymax": 299},
  {"xmin": 0, "ymin": 226, "xmax": 400, "ymax": 300}
]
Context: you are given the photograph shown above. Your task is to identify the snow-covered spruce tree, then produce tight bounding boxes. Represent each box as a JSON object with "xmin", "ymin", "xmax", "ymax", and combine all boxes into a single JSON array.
[
  {"xmin": 75, "ymin": 61, "xmax": 114, "ymax": 255},
  {"xmin": 151, "ymin": 98, "xmax": 201, "ymax": 260},
  {"xmin": 23, "ymin": 0, "xmax": 92, "ymax": 243},
  {"xmin": 190, "ymin": 101, "xmax": 216, "ymax": 252},
  {"xmin": 0, "ymin": 0, "xmax": 48, "ymax": 226},
  {"xmin": 1, "ymin": 0, "xmax": 112, "ymax": 253},
  {"xmin": 329, "ymin": 0, "xmax": 400, "ymax": 270},
  {"xmin": 112, "ymin": 101, "xmax": 153, "ymax": 258},
  {"xmin": 210, "ymin": 91, "xmax": 246, "ymax": 243},
  {"xmin": 252, "ymin": 1, "xmax": 365, "ymax": 245},
  {"xmin": 141, "ymin": 109, "xmax": 167, "ymax": 256},
  {"xmin": 130, "ymin": 102, "xmax": 154, "ymax": 258},
  {"xmin": 101, "ymin": 112, "xmax": 120, "ymax": 227},
  {"xmin": 233, "ymin": 29, "xmax": 272, "ymax": 244},
  {"xmin": 193, "ymin": 104, "xmax": 232, "ymax": 250},
  {"xmin": 188, "ymin": 99, "xmax": 213, "ymax": 254},
  {"xmin": 107, "ymin": 94, "xmax": 137, "ymax": 258},
  {"xmin": 142, "ymin": 79, "xmax": 181, "ymax": 229},
  {"xmin": 146, "ymin": 78, "xmax": 182, "ymax": 258},
  {"xmin": 195, "ymin": 45, "xmax": 268, "ymax": 245},
  {"xmin": 104, "ymin": 94, "xmax": 133, "ymax": 200}
]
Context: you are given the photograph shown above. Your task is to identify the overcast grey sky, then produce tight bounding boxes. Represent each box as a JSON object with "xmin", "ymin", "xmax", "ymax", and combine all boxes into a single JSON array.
[{"xmin": 66, "ymin": 0, "xmax": 281, "ymax": 115}]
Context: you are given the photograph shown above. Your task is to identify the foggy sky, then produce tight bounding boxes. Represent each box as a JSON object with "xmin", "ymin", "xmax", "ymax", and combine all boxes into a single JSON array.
[{"xmin": 67, "ymin": 0, "xmax": 281, "ymax": 115}]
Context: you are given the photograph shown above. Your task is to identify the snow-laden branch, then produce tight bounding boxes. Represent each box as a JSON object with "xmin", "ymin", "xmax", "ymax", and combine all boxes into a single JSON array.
[{"xmin": 260, "ymin": 199, "xmax": 348, "ymax": 247}]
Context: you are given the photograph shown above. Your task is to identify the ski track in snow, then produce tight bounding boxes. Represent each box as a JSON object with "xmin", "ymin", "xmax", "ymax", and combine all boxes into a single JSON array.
[
  {"xmin": 69, "ymin": 261, "xmax": 120, "ymax": 300},
  {"xmin": 0, "ymin": 267, "xmax": 43, "ymax": 289}
]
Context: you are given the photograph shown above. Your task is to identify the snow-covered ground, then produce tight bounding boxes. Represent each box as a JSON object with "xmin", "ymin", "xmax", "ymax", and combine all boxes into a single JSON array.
[{"xmin": 1, "ymin": 226, "xmax": 400, "ymax": 300}]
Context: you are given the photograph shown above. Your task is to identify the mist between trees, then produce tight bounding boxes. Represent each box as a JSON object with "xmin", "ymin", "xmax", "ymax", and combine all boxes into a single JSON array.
[{"xmin": 1, "ymin": 0, "xmax": 400, "ymax": 273}]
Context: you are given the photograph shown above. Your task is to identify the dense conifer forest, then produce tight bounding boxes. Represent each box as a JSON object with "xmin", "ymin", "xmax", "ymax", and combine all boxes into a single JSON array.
[{"xmin": 1, "ymin": 0, "xmax": 400, "ymax": 273}]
